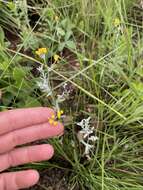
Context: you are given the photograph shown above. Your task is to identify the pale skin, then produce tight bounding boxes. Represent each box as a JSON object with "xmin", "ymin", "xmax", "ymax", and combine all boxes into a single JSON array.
[{"xmin": 0, "ymin": 107, "xmax": 64, "ymax": 190}]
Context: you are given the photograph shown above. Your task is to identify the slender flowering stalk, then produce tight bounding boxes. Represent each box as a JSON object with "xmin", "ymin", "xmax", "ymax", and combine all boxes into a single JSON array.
[
  {"xmin": 36, "ymin": 48, "xmax": 56, "ymax": 103},
  {"xmin": 35, "ymin": 48, "xmax": 64, "ymax": 126},
  {"xmin": 37, "ymin": 65, "xmax": 51, "ymax": 95},
  {"xmin": 113, "ymin": 18, "xmax": 124, "ymax": 42}
]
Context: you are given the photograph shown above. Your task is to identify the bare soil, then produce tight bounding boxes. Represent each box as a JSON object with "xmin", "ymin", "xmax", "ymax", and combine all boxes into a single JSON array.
[{"xmin": 27, "ymin": 168, "xmax": 69, "ymax": 190}]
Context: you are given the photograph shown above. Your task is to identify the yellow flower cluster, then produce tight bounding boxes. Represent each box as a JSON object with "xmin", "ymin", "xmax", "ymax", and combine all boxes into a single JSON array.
[
  {"xmin": 35, "ymin": 48, "xmax": 48, "ymax": 57},
  {"xmin": 35, "ymin": 48, "xmax": 60, "ymax": 62},
  {"xmin": 54, "ymin": 54, "xmax": 60, "ymax": 62},
  {"xmin": 57, "ymin": 110, "xmax": 64, "ymax": 119},
  {"xmin": 113, "ymin": 18, "xmax": 121, "ymax": 27},
  {"xmin": 48, "ymin": 110, "xmax": 64, "ymax": 126},
  {"xmin": 49, "ymin": 114, "xmax": 58, "ymax": 126}
]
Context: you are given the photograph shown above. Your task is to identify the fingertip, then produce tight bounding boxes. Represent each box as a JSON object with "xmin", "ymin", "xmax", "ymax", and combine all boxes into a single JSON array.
[
  {"xmin": 56, "ymin": 122, "xmax": 64, "ymax": 135},
  {"xmin": 47, "ymin": 144, "xmax": 54, "ymax": 157},
  {"xmin": 47, "ymin": 120, "xmax": 64, "ymax": 136},
  {"xmin": 47, "ymin": 144, "xmax": 54, "ymax": 159},
  {"xmin": 40, "ymin": 144, "xmax": 54, "ymax": 159},
  {"xmin": 26, "ymin": 170, "xmax": 40, "ymax": 186},
  {"xmin": 40, "ymin": 107, "xmax": 55, "ymax": 116},
  {"xmin": 14, "ymin": 170, "xmax": 40, "ymax": 189}
]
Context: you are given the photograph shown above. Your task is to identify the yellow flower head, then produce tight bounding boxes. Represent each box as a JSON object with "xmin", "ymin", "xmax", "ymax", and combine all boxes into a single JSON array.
[
  {"xmin": 53, "ymin": 121, "xmax": 58, "ymax": 126},
  {"xmin": 55, "ymin": 15, "xmax": 59, "ymax": 21},
  {"xmin": 49, "ymin": 119, "xmax": 57, "ymax": 126},
  {"xmin": 51, "ymin": 114, "xmax": 55, "ymax": 119},
  {"xmin": 48, "ymin": 110, "xmax": 63, "ymax": 126},
  {"xmin": 35, "ymin": 48, "xmax": 48, "ymax": 58},
  {"xmin": 54, "ymin": 54, "xmax": 60, "ymax": 62},
  {"xmin": 49, "ymin": 118, "xmax": 54, "ymax": 125},
  {"xmin": 113, "ymin": 18, "xmax": 121, "ymax": 27},
  {"xmin": 57, "ymin": 110, "xmax": 64, "ymax": 119}
]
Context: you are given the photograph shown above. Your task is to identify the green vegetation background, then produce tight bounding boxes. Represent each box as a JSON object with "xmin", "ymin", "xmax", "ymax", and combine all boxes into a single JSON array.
[{"xmin": 0, "ymin": 0, "xmax": 143, "ymax": 189}]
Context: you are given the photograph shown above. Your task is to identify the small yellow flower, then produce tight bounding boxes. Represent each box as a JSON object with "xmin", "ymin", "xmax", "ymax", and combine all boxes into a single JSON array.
[
  {"xmin": 113, "ymin": 18, "xmax": 121, "ymax": 27},
  {"xmin": 53, "ymin": 121, "xmax": 58, "ymax": 126},
  {"xmin": 49, "ymin": 119, "xmax": 54, "ymax": 125},
  {"xmin": 54, "ymin": 54, "xmax": 60, "ymax": 62},
  {"xmin": 57, "ymin": 110, "xmax": 64, "ymax": 119},
  {"xmin": 35, "ymin": 48, "xmax": 48, "ymax": 58},
  {"xmin": 60, "ymin": 110, "xmax": 64, "ymax": 114},
  {"xmin": 55, "ymin": 15, "xmax": 59, "ymax": 21},
  {"xmin": 51, "ymin": 114, "xmax": 55, "ymax": 119}
]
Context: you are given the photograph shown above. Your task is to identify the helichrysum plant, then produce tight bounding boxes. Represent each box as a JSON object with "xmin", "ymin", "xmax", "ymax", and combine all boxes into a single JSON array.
[
  {"xmin": 35, "ymin": 48, "xmax": 98, "ymax": 156},
  {"xmin": 35, "ymin": 47, "xmax": 64, "ymax": 125},
  {"xmin": 77, "ymin": 117, "xmax": 99, "ymax": 159}
]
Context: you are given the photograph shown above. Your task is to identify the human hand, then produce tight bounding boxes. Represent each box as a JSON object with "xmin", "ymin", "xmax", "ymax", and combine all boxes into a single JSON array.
[{"xmin": 0, "ymin": 107, "xmax": 64, "ymax": 190}]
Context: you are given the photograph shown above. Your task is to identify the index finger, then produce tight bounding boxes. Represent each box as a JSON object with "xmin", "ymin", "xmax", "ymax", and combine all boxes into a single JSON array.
[{"xmin": 0, "ymin": 107, "xmax": 54, "ymax": 135}]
